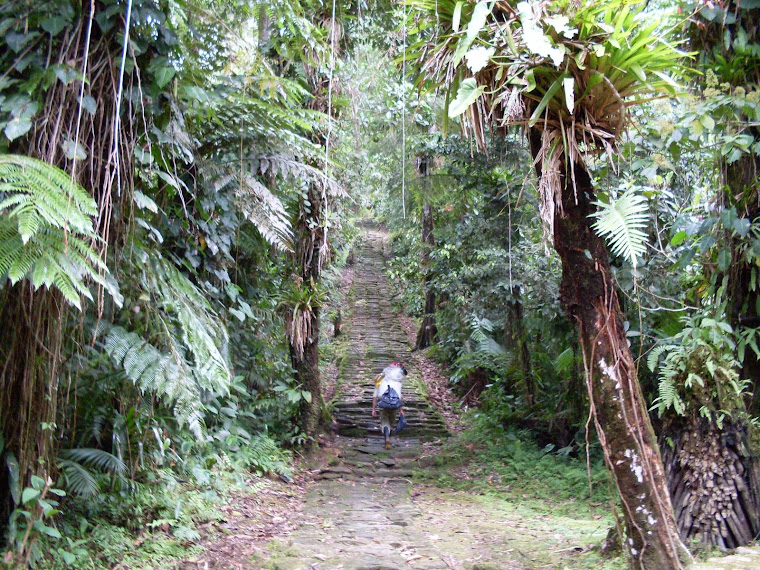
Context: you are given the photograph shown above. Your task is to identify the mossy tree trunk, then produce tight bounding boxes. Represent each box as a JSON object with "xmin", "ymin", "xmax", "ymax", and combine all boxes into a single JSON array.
[
  {"xmin": 0, "ymin": 0, "xmax": 133, "ymax": 530},
  {"xmin": 290, "ymin": 304, "xmax": 326, "ymax": 440},
  {"xmin": 530, "ymin": 132, "xmax": 688, "ymax": 568},
  {"xmin": 0, "ymin": 286, "xmax": 64, "ymax": 527},
  {"xmin": 662, "ymin": 3, "xmax": 760, "ymax": 547},
  {"xmin": 290, "ymin": 181, "xmax": 329, "ymax": 442}
]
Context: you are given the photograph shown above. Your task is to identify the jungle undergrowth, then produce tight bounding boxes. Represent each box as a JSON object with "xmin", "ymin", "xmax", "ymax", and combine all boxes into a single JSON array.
[{"xmin": 415, "ymin": 414, "xmax": 613, "ymax": 519}]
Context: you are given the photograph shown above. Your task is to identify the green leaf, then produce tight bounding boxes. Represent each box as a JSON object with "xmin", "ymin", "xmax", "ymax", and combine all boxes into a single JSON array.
[
  {"xmin": 733, "ymin": 217, "xmax": 750, "ymax": 237},
  {"xmin": 33, "ymin": 520, "xmax": 62, "ymax": 538},
  {"xmin": 5, "ymin": 32, "xmax": 39, "ymax": 53},
  {"xmin": 452, "ymin": 1, "xmax": 464, "ymax": 32},
  {"xmin": 133, "ymin": 190, "xmax": 158, "ymax": 213},
  {"xmin": 452, "ymin": 1, "xmax": 492, "ymax": 66},
  {"xmin": 670, "ymin": 230, "xmax": 687, "ymax": 246},
  {"xmin": 78, "ymin": 95, "xmax": 97, "ymax": 115},
  {"xmin": 700, "ymin": 115, "xmax": 716, "ymax": 131},
  {"xmin": 30, "ymin": 474, "xmax": 45, "ymax": 490},
  {"xmin": 62, "ymin": 139, "xmax": 87, "ymax": 160},
  {"xmin": 149, "ymin": 57, "xmax": 176, "ymax": 89},
  {"xmin": 54, "ymin": 66, "xmax": 78, "ymax": 85},
  {"xmin": 448, "ymin": 78, "xmax": 486, "ymax": 118},
  {"xmin": 41, "ymin": 16, "xmax": 69, "ymax": 36},
  {"xmin": 528, "ymin": 76, "xmax": 564, "ymax": 126},
  {"xmin": 518, "ymin": 1, "xmax": 564, "ymax": 66},
  {"xmin": 717, "ymin": 247, "xmax": 731, "ymax": 271},
  {"xmin": 21, "ymin": 487, "xmax": 41, "ymax": 504},
  {"xmin": 6, "ymin": 452, "xmax": 20, "ymax": 505},
  {"xmin": 4, "ymin": 118, "xmax": 32, "ymax": 141}
]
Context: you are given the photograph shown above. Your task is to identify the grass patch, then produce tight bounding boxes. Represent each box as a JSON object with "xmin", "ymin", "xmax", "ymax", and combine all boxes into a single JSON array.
[{"xmin": 417, "ymin": 414, "xmax": 612, "ymax": 513}]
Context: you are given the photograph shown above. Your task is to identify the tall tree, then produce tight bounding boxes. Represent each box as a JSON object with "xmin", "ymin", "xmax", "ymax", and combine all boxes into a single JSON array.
[
  {"xmin": 264, "ymin": 0, "xmax": 347, "ymax": 441},
  {"xmin": 407, "ymin": 0, "xmax": 690, "ymax": 565},
  {"xmin": 415, "ymin": 153, "xmax": 438, "ymax": 349},
  {"xmin": 650, "ymin": 0, "xmax": 760, "ymax": 549},
  {"xmin": 0, "ymin": 0, "xmax": 140, "ymax": 526}
]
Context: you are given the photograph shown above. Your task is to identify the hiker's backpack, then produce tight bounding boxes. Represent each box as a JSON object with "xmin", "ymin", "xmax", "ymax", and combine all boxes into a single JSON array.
[{"xmin": 377, "ymin": 386, "xmax": 402, "ymax": 409}]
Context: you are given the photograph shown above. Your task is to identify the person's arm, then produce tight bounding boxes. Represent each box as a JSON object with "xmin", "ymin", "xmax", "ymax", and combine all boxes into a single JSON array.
[{"xmin": 372, "ymin": 373, "xmax": 383, "ymax": 417}]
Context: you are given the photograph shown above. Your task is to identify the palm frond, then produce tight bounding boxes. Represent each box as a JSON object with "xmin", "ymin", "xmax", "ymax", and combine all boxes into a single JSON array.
[
  {"xmin": 554, "ymin": 347, "xmax": 576, "ymax": 374},
  {"xmin": 58, "ymin": 448, "xmax": 127, "ymax": 474},
  {"xmin": 57, "ymin": 459, "xmax": 99, "ymax": 497},
  {"xmin": 590, "ymin": 187, "xmax": 649, "ymax": 267},
  {"xmin": 57, "ymin": 448, "xmax": 127, "ymax": 497}
]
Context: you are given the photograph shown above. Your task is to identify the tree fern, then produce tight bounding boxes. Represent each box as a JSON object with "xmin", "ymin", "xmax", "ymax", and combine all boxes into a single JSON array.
[
  {"xmin": 105, "ymin": 326, "xmax": 206, "ymax": 437},
  {"xmin": 201, "ymin": 162, "xmax": 293, "ymax": 251},
  {"xmin": 0, "ymin": 154, "xmax": 117, "ymax": 309},
  {"xmin": 590, "ymin": 186, "xmax": 649, "ymax": 268}
]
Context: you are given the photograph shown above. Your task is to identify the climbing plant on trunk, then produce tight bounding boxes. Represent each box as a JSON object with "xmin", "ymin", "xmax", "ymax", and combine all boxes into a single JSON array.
[
  {"xmin": 646, "ymin": 0, "xmax": 760, "ymax": 549},
  {"xmin": 268, "ymin": 0, "xmax": 347, "ymax": 442},
  {"xmin": 406, "ymin": 0, "xmax": 690, "ymax": 565}
]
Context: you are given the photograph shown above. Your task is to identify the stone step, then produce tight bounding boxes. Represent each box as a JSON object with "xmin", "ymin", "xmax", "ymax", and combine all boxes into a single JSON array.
[{"xmin": 328, "ymin": 228, "xmax": 449, "ymax": 445}]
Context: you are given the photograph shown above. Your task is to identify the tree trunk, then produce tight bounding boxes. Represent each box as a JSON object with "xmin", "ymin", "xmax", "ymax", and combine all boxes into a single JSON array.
[
  {"xmin": 663, "ymin": 415, "xmax": 759, "ymax": 548},
  {"xmin": 530, "ymin": 132, "xmax": 689, "ymax": 568},
  {"xmin": 290, "ymin": 306, "xmax": 326, "ymax": 440},
  {"xmin": 416, "ymin": 201, "xmax": 437, "ymax": 349},
  {"xmin": 505, "ymin": 286, "xmax": 535, "ymax": 406},
  {"xmin": 0, "ymin": 285, "xmax": 63, "ymax": 528},
  {"xmin": 725, "ymin": 150, "xmax": 760, "ymax": 414},
  {"xmin": 290, "ymin": 183, "xmax": 329, "ymax": 442}
]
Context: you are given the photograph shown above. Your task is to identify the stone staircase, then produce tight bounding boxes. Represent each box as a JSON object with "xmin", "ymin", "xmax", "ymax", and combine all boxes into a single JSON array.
[
  {"xmin": 269, "ymin": 222, "xmax": 452, "ymax": 569},
  {"xmin": 330, "ymin": 222, "xmax": 448, "ymax": 441}
]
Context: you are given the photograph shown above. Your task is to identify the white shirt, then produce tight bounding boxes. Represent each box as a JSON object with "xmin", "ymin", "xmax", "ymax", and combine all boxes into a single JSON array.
[{"xmin": 373, "ymin": 365, "xmax": 404, "ymax": 401}]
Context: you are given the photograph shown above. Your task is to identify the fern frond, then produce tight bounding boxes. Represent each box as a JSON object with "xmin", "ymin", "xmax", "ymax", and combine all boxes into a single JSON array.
[
  {"xmin": 105, "ymin": 326, "xmax": 204, "ymax": 437},
  {"xmin": 590, "ymin": 187, "xmax": 649, "ymax": 268},
  {"xmin": 104, "ymin": 251, "xmax": 232, "ymax": 437},
  {"xmin": 469, "ymin": 315, "xmax": 505, "ymax": 355},
  {"xmin": 647, "ymin": 343, "xmax": 671, "ymax": 373},
  {"xmin": 146, "ymin": 254, "xmax": 231, "ymax": 394},
  {"xmin": 554, "ymin": 347, "xmax": 575, "ymax": 374},
  {"xmin": 654, "ymin": 375, "xmax": 685, "ymax": 416},
  {"xmin": 200, "ymin": 162, "xmax": 293, "ymax": 251},
  {"xmin": 0, "ymin": 154, "xmax": 118, "ymax": 310}
]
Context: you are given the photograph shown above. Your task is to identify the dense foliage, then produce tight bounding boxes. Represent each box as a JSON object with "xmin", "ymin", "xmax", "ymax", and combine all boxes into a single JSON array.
[{"xmin": 3, "ymin": 0, "xmax": 760, "ymax": 565}]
